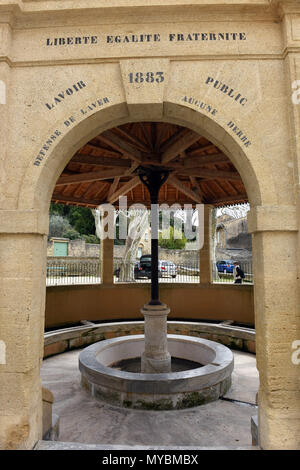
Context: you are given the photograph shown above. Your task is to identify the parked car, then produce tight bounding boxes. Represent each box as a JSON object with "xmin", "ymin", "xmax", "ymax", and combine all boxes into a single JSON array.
[
  {"xmin": 216, "ymin": 260, "xmax": 234, "ymax": 274},
  {"xmin": 159, "ymin": 260, "xmax": 177, "ymax": 278},
  {"xmin": 134, "ymin": 254, "xmax": 152, "ymax": 279},
  {"xmin": 134, "ymin": 255, "xmax": 177, "ymax": 279}
]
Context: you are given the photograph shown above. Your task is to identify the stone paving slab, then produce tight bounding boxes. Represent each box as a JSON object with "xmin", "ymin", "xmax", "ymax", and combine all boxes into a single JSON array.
[{"xmin": 41, "ymin": 349, "xmax": 258, "ymax": 448}]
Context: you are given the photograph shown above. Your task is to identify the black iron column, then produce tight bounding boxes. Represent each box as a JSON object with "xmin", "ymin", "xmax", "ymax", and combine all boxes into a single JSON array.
[{"xmin": 138, "ymin": 167, "xmax": 169, "ymax": 305}]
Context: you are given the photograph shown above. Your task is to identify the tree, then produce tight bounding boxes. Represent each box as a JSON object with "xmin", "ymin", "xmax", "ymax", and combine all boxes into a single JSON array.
[
  {"xmin": 159, "ymin": 226, "xmax": 187, "ymax": 249},
  {"xmin": 49, "ymin": 214, "xmax": 73, "ymax": 238},
  {"xmin": 49, "ymin": 203, "xmax": 98, "ymax": 240},
  {"xmin": 68, "ymin": 206, "xmax": 96, "ymax": 235},
  {"xmin": 118, "ymin": 209, "xmax": 149, "ymax": 281},
  {"xmin": 92, "ymin": 207, "xmax": 149, "ymax": 282}
]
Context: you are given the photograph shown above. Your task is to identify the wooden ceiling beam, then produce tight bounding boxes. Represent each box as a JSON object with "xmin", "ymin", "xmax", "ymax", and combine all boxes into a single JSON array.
[
  {"xmin": 84, "ymin": 142, "xmax": 121, "ymax": 157},
  {"xmin": 187, "ymin": 143, "xmax": 217, "ymax": 156},
  {"xmin": 161, "ymin": 130, "xmax": 201, "ymax": 164},
  {"xmin": 51, "ymin": 194, "xmax": 103, "ymax": 206},
  {"xmin": 98, "ymin": 130, "xmax": 143, "ymax": 162},
  {"xmin": 182, "ymin": 153, "xmax": 229, "ymax": 168},
  {"xmin": 159, "ymin": 128, "xmax": 187, "ymax": 153},
  {"xmin": 168, "ymin": 175, "xmax": 202, "ymax": 204},
  {"xmin": 168, "ymin": 153, "xmax": 229, "ymax": 170},
  {"xmin": 71, "ymin": 154, "xmax": 131, "ymax": 168},
  {"xmin": 210, "ymin": 194, "xmax": 248, "ymax": 204},
  {"xmin": 114, "ymin": 127, "xmax": 150, "ymax": 152},
  {"xmin": 178, "ymin": 168, "xmax": 241, "ymax": 181},
  {"xmin": 108, "ymin": 176, "xmax": 141, "ymax": 204},
  {"xmin": 189, "ymin": 176, "xmax": 203, "ymax": 202},
  {"xmin": 56, "ymin": 168, "xmax": 126, "ymax": 186}
]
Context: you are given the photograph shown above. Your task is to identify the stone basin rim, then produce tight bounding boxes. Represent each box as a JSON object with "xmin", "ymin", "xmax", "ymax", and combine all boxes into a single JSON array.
[{"xmin": 79, "ymin": 334, "xmax": 234, "ymax": 384}]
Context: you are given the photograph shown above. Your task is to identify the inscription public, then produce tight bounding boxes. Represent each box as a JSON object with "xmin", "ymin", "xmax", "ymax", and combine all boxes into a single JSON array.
[{"xmin": 205, "ymin": 77, "xmax": 247, "ymax": 106}]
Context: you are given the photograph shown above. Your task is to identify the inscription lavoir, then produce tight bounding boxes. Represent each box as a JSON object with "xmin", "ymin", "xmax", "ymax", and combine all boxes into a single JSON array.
[{"xmin": 45, "ymin": 81, "xmax": 86, "ymax": 110}]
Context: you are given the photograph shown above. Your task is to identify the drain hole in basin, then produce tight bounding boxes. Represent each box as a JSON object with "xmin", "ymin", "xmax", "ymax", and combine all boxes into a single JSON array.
[{"xmin": 110, "ymin": 356, "xmax": 203, "ymax": 373}]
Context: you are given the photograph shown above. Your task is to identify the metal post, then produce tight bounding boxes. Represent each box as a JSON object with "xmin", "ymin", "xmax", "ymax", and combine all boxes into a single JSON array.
[{"xmin": 138, "ymin": 166, "xmax": 169, "ymax": 305}]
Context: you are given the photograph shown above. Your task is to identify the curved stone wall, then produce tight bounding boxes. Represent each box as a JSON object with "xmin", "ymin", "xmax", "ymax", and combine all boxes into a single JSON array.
[
  {"xmin": 45, "ymin": 283, "xmax": 254, "ymax": 328},
  {"xmin": 44, "ymin": 320, "xmax": 255, "ymax": 359}
]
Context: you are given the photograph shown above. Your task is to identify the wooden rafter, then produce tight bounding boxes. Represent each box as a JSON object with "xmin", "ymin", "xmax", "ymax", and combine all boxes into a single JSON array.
[
  {"xmin": 52, "ymin": 194, "xmax": 102, "ymax": 206},
  {"xmin": 115, "ymin": 127, "xmax": 150, "ymax": 152},
  {"xmin": 161, "ymin": 130, "xmax": 201, "ymax": 164},
  {"xmin": 189, "ymin": 176, "xmax": 203, "ymax": 202},
  {"xmin": 53, "ymin": 122, "xmax": 247, "ymax": 208},
  {"xmin": 107, "ymin": 177, "xmax": 120, "ymax": 199},
  {"xmin": 56, "ymin": 168, "xmax": 125, "ymax": 186},
  {"xmin": 160, "ymin": 128, "xmax": 187, "ymax": 152},
  {"xmin": 98, "ymin": 130, "xmax": 142, "ymax": 162},
  {"xmin": 71, "ymin": 154, "xmax": 131, "ymax": 168},
  {"xmin": 108, "ymin": 176, "xmax": 141, "ymax": 204},
  {"xmin": 168, "ymin": 175, "xmax": 202, "ymax": 204},
  {"xmin": 84, "ymin": 142, "xmax": 121, "ymax": 157},
  {"xmin": 70, "ymin": 154, "xmax": 131, "ymax": 168},
  {"xmin": 182, "ymin": 153, "xmax": 229, "ymax": 169},
  {"xmin": 187, "ymin": 143, "xmax": 217, "ymax": 156},
  {"xmin": 178, "ymin": 168, "xmax": 241, "ymax": 181},
  {"xmin": 210, "ymin": 194, "xmax": 248, "ymax": 204}
]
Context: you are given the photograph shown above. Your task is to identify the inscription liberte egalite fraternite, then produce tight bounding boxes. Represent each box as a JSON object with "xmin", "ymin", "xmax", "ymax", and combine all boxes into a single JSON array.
[{"xmin": 45, "ymin": 32, "xmax": 247, "ymax": 46}]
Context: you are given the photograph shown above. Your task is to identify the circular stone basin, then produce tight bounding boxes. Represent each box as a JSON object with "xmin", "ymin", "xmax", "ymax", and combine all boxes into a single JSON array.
[
  {"xmin": 79, "ymin": 334, "xmax": 234, "ymax": 410},
  {"xmin": 111, "ymin": 356, "xmax": 203, "ymax": 373}
]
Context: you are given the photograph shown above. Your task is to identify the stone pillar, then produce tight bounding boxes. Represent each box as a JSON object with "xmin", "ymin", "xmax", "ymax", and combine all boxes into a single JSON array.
[
  {"xmin": 0, "ymin": 210, "xmax": 48, "ymax": 449},
  {"xmin": 199, "ymin": 204, "xmax": 213, "ymax": 284},
  {"xmin": 141, "ymin": 303, "xmax": 171, "ymax": 373},
  {"xmin": 100, "ymin": 237, "xmax": 114, "ymax": 285},
  {"xmin": 248, "ymin": 205, "xmax": 300, "ymax": 450}
]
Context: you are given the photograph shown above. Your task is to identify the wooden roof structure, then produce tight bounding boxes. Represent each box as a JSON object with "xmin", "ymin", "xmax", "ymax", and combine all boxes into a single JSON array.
[{"xmin": 52, "ymin": 122, "xmax": 248, "ymax": 208}]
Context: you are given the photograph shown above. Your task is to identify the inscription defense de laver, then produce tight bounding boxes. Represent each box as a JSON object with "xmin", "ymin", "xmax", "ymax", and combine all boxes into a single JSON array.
[{"xmin": 46, "ymin": 32, "xmax": 246, "ymax": 46}]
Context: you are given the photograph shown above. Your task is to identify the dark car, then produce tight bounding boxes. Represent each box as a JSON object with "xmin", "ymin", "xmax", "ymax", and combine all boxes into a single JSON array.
[
  {"xmin": 134, "ymin": 255, "xmax": 177, "ymax": 279},
  {"xmin": 216, "ymin": 260, "xmax": 234, "ymax": 274},
  {"xmin": 134, "ymin": 254, "xmax": 152, "ymax": 279}
]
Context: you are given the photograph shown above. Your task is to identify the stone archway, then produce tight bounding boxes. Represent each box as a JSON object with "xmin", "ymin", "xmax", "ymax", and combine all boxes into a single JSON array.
[{"xmin": 1, "ymin": 77, "xmax": 298, "ymax": 450}]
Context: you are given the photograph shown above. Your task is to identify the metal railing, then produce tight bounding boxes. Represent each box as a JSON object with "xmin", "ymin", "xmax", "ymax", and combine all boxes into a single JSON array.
[
  {"xmin": 114, "ymin": 259, "xmax": 200, "ymax": 283},
  {"xmin": 46, "ymin": 259, "xmax": 101, "ymax": 285},
  {"xmin": 213, "ymin": 261, "xmax": 253, "ymax": 284},
  {"xmin": 46, "ymin": 258, "xmax": 253, "ymax": 286}
]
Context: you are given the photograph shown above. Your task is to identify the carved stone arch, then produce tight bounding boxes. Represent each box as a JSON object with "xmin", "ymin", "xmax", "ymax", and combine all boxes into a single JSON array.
[{"xmin": 18, "ymin": 99, "xmax": 277, "ymax": 218}]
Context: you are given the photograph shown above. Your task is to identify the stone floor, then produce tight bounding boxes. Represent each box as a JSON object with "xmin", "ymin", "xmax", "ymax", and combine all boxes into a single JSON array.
[{"xmin": 41, "ymin": 349, "xmax": 259, "ymax": 447}]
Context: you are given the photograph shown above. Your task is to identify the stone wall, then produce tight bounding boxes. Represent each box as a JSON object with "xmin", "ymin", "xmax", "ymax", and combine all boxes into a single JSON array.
[
  {"xmin": 45, "ymin": 283, "xmax": 254, "ymax": 328},
  {"xmin": 47, "ymin": 238, "xmax": 100, "ymax": 257},
  {"xmin": 44, "ymin": 321, "xmax": 256, "ymax": 359},
  {"xmin": 114, "ymin": 246, "xmax": 199, "ymax": 264}
]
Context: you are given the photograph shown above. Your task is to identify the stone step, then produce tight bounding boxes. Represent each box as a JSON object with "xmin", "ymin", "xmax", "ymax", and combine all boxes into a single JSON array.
[{"xmin": 35, "ymin": 440, "xmax": 259, "ymax": 450}]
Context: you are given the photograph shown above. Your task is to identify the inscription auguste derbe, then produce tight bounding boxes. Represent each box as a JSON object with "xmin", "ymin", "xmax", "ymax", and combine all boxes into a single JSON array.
[{"xmin": 46, "ymin": 32, "xmax": 246, "ymax": 46}]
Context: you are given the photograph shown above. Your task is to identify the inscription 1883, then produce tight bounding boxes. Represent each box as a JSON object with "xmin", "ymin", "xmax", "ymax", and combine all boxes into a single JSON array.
[{"xmin": 128, "ymin": 72, "xmax": 164, "ymax": 83}]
